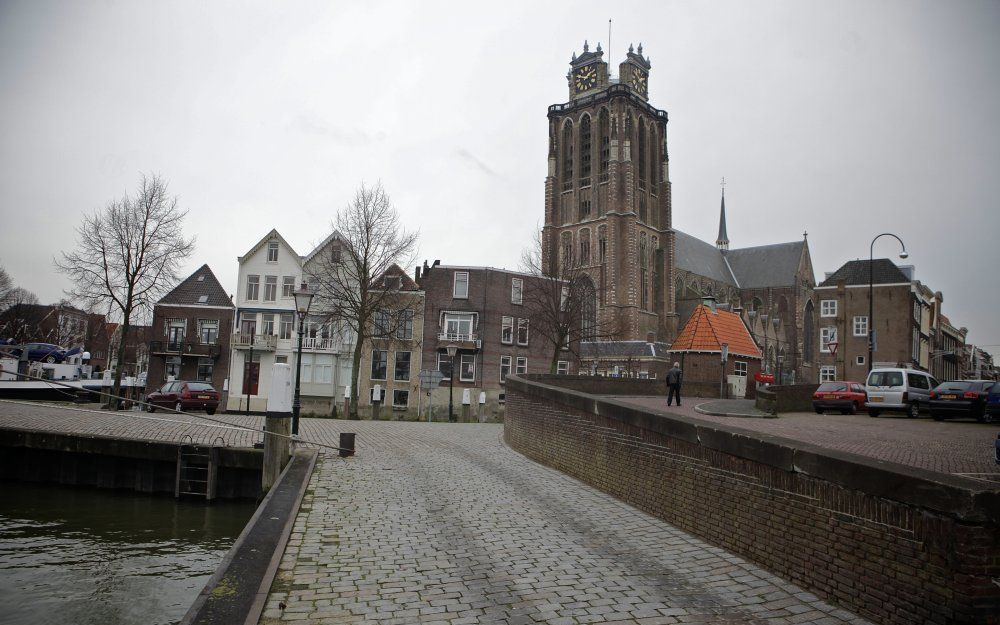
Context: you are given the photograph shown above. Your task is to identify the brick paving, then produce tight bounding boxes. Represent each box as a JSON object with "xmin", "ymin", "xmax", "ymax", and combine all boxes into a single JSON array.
[{"xmin": 618, "ymin": 396, "xmax": 1000, "ymax": 477}]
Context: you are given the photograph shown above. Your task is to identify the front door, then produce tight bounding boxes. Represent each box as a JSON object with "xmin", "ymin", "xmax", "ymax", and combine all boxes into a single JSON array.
[{"xmin": 167, "ymin": 324, "xmax": 185, "ymax": 351}]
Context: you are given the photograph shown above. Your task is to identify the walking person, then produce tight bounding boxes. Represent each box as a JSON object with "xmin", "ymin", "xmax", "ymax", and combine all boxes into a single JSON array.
[{"xmin": 666, "ymin": 361, "xmax": 683, "ymax": 407}]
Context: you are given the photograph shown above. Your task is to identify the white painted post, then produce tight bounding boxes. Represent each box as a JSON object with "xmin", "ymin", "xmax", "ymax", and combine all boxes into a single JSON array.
[
  {"xmin": 262, "ymin": 363, "xmax": 292, "ymax": 492},
  {"xmin": 461, "ymin": 388, "xmax": 471, "ymax": 423}
]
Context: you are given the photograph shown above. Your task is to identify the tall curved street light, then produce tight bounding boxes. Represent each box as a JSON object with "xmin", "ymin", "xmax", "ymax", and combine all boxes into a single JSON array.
[
  {"xmin": 292, "ymin": 283, "xmax": 314, "ymax": 435},
  {"xmin": 869, "ymin": 234, "xmax": 908, "ymax": 373}
]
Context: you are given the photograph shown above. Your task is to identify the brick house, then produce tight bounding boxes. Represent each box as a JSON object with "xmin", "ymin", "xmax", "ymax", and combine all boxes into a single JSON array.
[
  {"xmin": 814, "ymin": 259, "xmax": 938, "ymax": 382},
  {"xmin": 667, "ymin": 301, "xmax": 761, "ymax": 398},
  {"xmin": 931, "ymin": 314, "xmax": 967, "ymax": 381},
  {"xmin": 357, "ymin": 265, "xmax": 424, "ymax": 419},
  {"xmin": 416, "ymin": 262, "xmax": 556, "ymax": 420},
  {"xmin": 146, "ymin": 265, "xmax": 234, "ymax": 397}
]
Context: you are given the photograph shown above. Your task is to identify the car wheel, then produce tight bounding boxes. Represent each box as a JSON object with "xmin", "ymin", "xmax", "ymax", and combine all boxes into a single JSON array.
[
  {"xmin": 849, "ymin": 402, "xmax": 858, "ymax": 415},
  {"xmin": 907, "ymin": 402, "xmax": 920, "ymax": 419},
  {"xmin": 175, "ymin": 401, "xmax": 183, "ymax": 413},
  {"xmin": 976, "ymin": 408, "xmax": 991, "ymax": 424},
  {"xmin": 206, "ymin": 408, "xmax": 216, "ymax": 416},
  {"xmin": 146, "ymin": 401, "xmax": 155, "ymax": 413},
  {"xmin": 868, "ymin": 409, "xmax": 880, "ymax": 418}
]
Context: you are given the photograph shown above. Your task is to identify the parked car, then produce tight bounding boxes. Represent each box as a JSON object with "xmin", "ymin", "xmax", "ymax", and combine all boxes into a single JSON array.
[
  {"xmin": 7, "ymin": 342, "xmax": 70, "ymax": 363},
  {"xmin": 865, "ymin": 368, "xmax": 939, "ymax": 418},
  {"xmin": 812, "ymin": 381, "xmax": 867, "ymax": 414},
  {"xmin": 145, "ymin": 381, "xmax": 220, "ymax": 415},
  {"xmin": 930, "ymin": 380, "xmax": 995, "ymax": 422},
  {"xmin": 988, "ymin": 385, "xmax": 1000, "ymax": 423}
]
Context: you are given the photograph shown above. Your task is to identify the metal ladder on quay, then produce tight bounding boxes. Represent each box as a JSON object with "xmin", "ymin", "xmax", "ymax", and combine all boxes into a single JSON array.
[{"xmin": 175, "ymin": 438, "xmax": 220, "ymax": 501}]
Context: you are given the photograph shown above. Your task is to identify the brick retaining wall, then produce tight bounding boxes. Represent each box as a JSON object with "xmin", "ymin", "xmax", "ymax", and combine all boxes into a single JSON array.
[{"xmin": 504, "ymin": 375, "xmax": 1000, "ymax": 625}]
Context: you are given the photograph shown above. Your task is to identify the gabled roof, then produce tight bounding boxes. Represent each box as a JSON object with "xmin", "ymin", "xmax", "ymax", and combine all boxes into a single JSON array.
[
  {"xmin": 726, "ymin": 241, "xmax": 805, "ymax": 289},
  {"xmin": 238, "ymin": 229, "xmax": 301, "ymax": 264},
  {"xmin": 671, "ymin": 304, "xmax": 761, "ymax": 358},
  {"xmin": 674, "ymin": 230, "xmax": 737, "ymax": 286},
  {"xmin": 302, "ymin": 230, "xmax": 348, "ymax": 265},
  {"xmin": 157, "ymin": 264, "xmax": 233, "ymax": 308},
  {"xmin": 818, "ymin": 259, "xmax": 910, "ymax": 287},
  {"xmin": 377, "ymin": 264, "xmax": 421, "ymax": 292}
]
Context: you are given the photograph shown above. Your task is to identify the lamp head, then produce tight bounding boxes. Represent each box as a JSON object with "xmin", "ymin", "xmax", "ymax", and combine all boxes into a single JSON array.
[
  {"xmin": 293, "ymin": 283, "xmax": 314, "ymax": 320},
  {"xmin": 445, "ymin": 344, "xmax": 458, "ymax": 358},
  {"xmin": 899, "ymin": 250, "xmax": 909, "ymax": 259}
]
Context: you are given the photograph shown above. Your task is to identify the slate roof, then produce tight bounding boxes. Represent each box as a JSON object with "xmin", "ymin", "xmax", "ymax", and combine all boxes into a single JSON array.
[
  {"xmin": 674, "ymin": 230, "xmax": 737, "ymax": 286},
  {"xmin": 725, "ymin": 241, "xmax": 805, "ymax": 289},
  {"xmin": 580, "ymin": 341, "xmax": 672, "ymax": 360},
  {"xmin": 157, "ymin": 264, "xmax": 233, "ymax": 307},
  {"xmin": 818, "ymin": 259, "xmax": 910, "ymax": 287},
  {"xmin": 671, "ymin": 304, "xmax": 761, "ymax": 358}
]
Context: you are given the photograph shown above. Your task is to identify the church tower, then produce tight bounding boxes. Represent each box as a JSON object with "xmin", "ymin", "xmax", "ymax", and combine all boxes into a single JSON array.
[
  {"xmin": 716, "ymin": 186, "xmax": 730, "ymax": 251},
  {"xmin": 542, "ymin": 41, "xmax": 676, "ymax": 342}
]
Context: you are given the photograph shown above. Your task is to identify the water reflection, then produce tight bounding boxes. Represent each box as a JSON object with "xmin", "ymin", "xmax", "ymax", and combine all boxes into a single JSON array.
[{"xmin": 0, "ymin": 482, "xmax": 257, "ymax": 625}]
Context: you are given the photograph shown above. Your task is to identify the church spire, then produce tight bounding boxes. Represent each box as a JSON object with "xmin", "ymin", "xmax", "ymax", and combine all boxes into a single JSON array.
[{"xmin": 716, "ymin": 178, "xmax": 729, "ymax": 251}]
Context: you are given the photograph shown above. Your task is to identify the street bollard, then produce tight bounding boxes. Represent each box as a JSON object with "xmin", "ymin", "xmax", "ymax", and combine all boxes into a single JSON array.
[
  {"xmin": 461, "ymin": 388, "xmax": 471, "ymax": 423},
  {"xmin": 339, "ymin": 432, "xmax": 355, "ymax": 458},
  {"xmin": 262, "ymin": 363, "xmax": 292, "ymax": 492}
]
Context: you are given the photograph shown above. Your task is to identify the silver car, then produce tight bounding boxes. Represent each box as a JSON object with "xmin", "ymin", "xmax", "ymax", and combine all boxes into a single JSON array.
[{"xmin": 865, "ymin": 368, "xmax": 939, "ymax": 418}]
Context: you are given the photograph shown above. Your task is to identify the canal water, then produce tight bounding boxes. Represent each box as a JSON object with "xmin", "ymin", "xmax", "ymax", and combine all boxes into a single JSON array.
[{"xmin": 0, "ymin": 482, "xmax": 258, "ymax": 625}]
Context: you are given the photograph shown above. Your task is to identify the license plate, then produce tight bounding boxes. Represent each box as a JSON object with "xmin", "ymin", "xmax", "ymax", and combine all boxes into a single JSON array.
[
  {"xmin": 870, "ymin": 396, "xmax": 883, "ymax": 402},
  {"xmin": 942, "ymin": 394, "xmax": 957, "ymax": 400},
  {"xmin": 198, "ymin": 395, "xmax": 211, "ymax": 399},
  {"xmin": 824, "ymin": 394, "xmax": 838, "ymax": 399}
]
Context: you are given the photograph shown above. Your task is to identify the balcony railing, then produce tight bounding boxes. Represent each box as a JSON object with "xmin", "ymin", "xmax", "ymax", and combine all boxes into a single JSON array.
[
  {"xmin": 232, "ymin": 332, "xmax": 277, "ymax": 351},
  {"xmin": 302, "ymin": 337, "xmax": 344, "ymax": 351},
  {"xmin": 149, "ymin": 340, "xmax": 221, "ymax": 358},
  {"xmin": 437, "ymin": 332, "xmax": 481, "ymax": 349}
]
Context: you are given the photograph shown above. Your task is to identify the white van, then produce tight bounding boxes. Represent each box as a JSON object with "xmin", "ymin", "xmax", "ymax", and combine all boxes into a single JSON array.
[{"xmin": 865, "ymin": 367, "xmax": 939, "ymax": 418}]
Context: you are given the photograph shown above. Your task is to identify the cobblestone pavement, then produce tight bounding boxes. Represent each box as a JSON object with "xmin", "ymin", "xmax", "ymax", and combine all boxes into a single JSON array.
[
  {"xmin": 260, "ymin": 421, "xmax": 871, "ymax": 625},
  {"xmin": 619, "ymin": 396, "xmax": 1000, "ymax": 477}
]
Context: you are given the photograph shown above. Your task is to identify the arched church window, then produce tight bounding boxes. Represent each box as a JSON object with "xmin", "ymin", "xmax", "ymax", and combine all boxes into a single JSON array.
[
  {"xmin": 648, "ymin": 126, "xmax": 657, "ymax": 192},
  {"xmin": 578, "ymin": 276, "xmax": 597, "ymax": 341},
  {"xmin": 562, "ymin": 121, "xmax": 574, "ymax": 192},
  {"xmin": 560, "ymin": 231, "xmax": 573, "ymax": 271},
  {"xmin": 579, "ymin": 229, "xmax": 591, "ymax": 265},
  {"xmin": 639, "ymin": 233, "xmax": 648, "ymax": 310},
  {"xmin": 637, "ymin": 119, "xmax": 647, "ymax": 192},
  {"xmin": 579, "ymin": 115, "xmax": 592, "ymax": 188},
  {"xmin": 597, "ymin": 226, "xmax": 607, "ymax": 264},
  {"xmin": 599, "ymin": 109, "xmax": 610, "ymax": 184}
]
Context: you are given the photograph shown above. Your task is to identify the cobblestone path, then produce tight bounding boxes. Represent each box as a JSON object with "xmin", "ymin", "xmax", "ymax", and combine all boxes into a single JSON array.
[{"xmin": 263, "ymin": 422, "xmax": 871, "ymax": 625}]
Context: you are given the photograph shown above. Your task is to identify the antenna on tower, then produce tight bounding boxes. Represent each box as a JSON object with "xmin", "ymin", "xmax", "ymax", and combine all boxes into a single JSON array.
[{"xmin": 608, "ymin": 18, "xmax": 612, "ymax": 78}]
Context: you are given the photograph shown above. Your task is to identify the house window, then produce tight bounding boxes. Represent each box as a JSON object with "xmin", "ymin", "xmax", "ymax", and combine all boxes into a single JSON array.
[
  {"xmin": 275, "ymin": 355, "xmax": 288, "ymax": 364},
  {"xmin": 517, "ymin": 318, "xmax": 529, "ymax": 346},
  {"xmin": 165, "ymin": 356, "xmax": 181, "ymax": 379},
  {"xmin": 820, "ymin": 327, "xmax": 837, "ymax": 352},
  {"xmin": 453, "ymin": 271, "xmax": 469, "ymax": 298},
  {"xmin": 500, "ymin": 355, "xmax": 511, "ymax": 383},
  {"xmin": 820, "ymin": 366, "xmax": 837, "ymax": 382},
  {"xmin": 246, "ymin": 275, "xmax": 260, "ymax": 300},
  {"xmin": 279, "ymin": 313, "xmax": 293, "ymax": 340},
  {"xmin": 331, "ymin": 246, "xmax": 342, "ymax": 263},
  {"xmin": 912, "ymin": 328, "xmax": 919, "ymax": 361},
  {"xmin": 515, "ymin": 356, "xmax": 527, "ymax": 375},
  {"xmin": 374, "ymin": 309, "xmax": 390, "ymax": 337},
  {"xmin": 260, "ymin": 313, "xmax": 274, "ymax": 336},
  {"xmin": 267, "ymin": 241, "xmax": 279, "ymax": 262},
  {"xmin": 820, "ymin": 300, "xmax": 837, "ymax": 317},
  {"xmin": 371, "ymin": 350, "xmax": 387, "ymax": 380},
  {"xmin": 734, "ymin": 361, "xmax": 748, "ymax": 376},
  {"xmin": 166, "ymin": 319, "xmax": 186, "ymax": 350},
  {"xmin": 501, "ymin": 316, "xmax": 514, "ymax": 344},
  {"xmin": 394, "ymin": 351, "xmax": 411, "ymax": 381},
  {"xmin": 853, "ymin": 316, "xmax": 868, "ymax": 337},
  {"xmin": 438, "ymin": 352, "xmax": 453, "ymax": 379},
  {"xmin": 264, "ymin": 275, "xmax": 277, "ymax": 301},
  {"xmin": 444, "ymin": 312, "xmax": 475, "ymax": 340},
  {"xmin": 556, "ymin": 361, "xmax": 569, "ymax": 375},
  {"xmin": 396, "ymin": 309, "xmax": 413, "ymax": 339},
  {"xmin": 282, "ymin": 276, "xmax": 295, "ymax": 297},
  {"xmin": 198, "ymin": 319, "xmax": 219, "ymax": 344},
  {"xmin": 459, "ymin": 354, "xmax": 476, "ymax": 382},
  {"xmin": 856, "ymin": 355, "xmax": 865, "ymax": 366},
  {"xmin": 511, "ymin": 278, "xmax": 523, "ymax": 305},
  {"xmin": 196, "ymin": 357, "xmax": 213, "ymax": 382},
  {"xmin": 392, "ymin": 389, "xmax": 409, "ymax": 409}
]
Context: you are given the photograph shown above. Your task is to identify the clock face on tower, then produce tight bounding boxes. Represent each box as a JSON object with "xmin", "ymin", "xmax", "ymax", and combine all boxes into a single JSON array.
[
  {"xmin": 630, "ymin": 69, "xmax": 648, "ymax": 95},
  {"xmin": 573, "ymin": 65, "xmax": 598, "ymax": 92}
]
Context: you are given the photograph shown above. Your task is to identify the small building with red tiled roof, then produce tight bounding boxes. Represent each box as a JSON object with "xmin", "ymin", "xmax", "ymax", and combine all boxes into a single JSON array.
[{"xmin": 669, "ymin": 301, "xmax": 762, "ymax": 398}]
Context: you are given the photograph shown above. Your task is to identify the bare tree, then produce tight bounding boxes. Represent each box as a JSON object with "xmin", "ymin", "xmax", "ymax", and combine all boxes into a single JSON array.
[
  {"xmin": 55, "ymin": 173, "xmax": 194, "ymax": 408},
  {"xmin": 0, "ymin": 287, "xmax": 41, "ymax": 342},
  {"xmin": 0, "ymin": 264, "xmax": 12, "ymax": 310},
  {"xmin": 305, "ymin": 182, "xmax": 418, "ymax": 418},
  {"xmin": 520, "ymin": 228, "xmax": 619, "ymax": 373}
]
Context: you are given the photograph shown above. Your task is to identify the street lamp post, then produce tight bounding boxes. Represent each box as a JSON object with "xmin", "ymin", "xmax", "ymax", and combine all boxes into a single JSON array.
[
  {"xmin": 760, "ymin": 312, "xmax": 770, "ymax": 373},
  {"xmin": 868, "ymin": 234, "xmax": 908, "ymax": 373},
  {"xmin": 445, "ymin": 343, "xmax": 458, "ymax": 423},
  {"xmin": 292, "ymin": 283, "xmax": 314, "ymax": 436},
  {"xmin": 771, "ymin": 315, "xmax": 780, "ymax": 383}
]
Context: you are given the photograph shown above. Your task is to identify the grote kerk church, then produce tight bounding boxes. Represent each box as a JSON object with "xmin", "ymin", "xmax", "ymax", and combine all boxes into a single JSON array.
[{"xmin": 541, "ymin": 42, "xmax": 817, "ymax": 382}]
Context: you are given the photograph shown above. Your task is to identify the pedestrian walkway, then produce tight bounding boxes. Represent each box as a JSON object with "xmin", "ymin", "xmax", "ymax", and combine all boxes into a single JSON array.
[{"xmin": 262, "ymin": 421, "xmax": 870, "ymax": 625}]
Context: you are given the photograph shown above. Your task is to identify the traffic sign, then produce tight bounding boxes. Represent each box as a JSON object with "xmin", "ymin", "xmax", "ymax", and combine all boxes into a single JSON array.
[
  {"xmin": 826, "ymin": 341, "xmax": 839, "ymax": 356},
  {"xmin": 418, "ymin": 369, "xmax": 446, "ymax": 390}
]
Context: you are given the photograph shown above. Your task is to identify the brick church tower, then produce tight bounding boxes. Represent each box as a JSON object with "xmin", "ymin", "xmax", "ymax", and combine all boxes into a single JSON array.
[{"xmin": 542, "ymin": 41, "xmax": 677, "ymax": 343}]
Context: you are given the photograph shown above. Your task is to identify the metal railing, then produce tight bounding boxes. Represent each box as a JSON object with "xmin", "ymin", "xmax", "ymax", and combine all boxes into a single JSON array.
[{"xmin": 231, "ymin": 332, "xmax": 277, "ymax": 350}]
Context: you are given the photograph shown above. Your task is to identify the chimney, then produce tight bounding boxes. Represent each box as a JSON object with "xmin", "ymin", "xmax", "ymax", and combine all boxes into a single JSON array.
[
  {"xmin": 701, "ymin": 296, "xmax": 717, "ymax": 312},
  {"xmin": 432, "ymin": 259, "xmax": 440, "ymax": 268},
  {"xmin": 415, "ymin": 266, "xmax": 421, "ymax": 281}
]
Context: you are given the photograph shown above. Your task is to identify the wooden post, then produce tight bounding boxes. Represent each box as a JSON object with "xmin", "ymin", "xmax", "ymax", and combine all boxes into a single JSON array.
[{"xmin": 262, "ymin": 363, "xmax": 292, "ymax": 492}]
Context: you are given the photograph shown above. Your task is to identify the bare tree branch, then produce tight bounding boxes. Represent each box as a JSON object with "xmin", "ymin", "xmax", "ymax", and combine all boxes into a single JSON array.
[{"xmin": 54, "ymin": 173, "xmax": 194, "ymax": 408}]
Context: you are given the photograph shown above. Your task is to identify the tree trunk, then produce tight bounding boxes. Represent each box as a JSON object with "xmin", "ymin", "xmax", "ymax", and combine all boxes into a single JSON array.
[
  {"xmin": 109, "ymin": 313, "xmax": 130, "ymax": 410},
  {"xmin": 349, "ymin": 337, "xmax": 364, "ymax": 419}
]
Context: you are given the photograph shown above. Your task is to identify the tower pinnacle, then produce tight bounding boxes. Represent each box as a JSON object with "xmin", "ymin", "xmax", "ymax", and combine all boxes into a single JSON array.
[{"xmin": 716, "ymin": 178, "xmax": 729, "ymax": 251}]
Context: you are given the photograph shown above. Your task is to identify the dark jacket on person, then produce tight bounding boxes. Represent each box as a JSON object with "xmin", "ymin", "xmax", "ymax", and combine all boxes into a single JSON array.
[{"xmin": 666, "ymin": 367, "xmax": 683, "ymax": 386}]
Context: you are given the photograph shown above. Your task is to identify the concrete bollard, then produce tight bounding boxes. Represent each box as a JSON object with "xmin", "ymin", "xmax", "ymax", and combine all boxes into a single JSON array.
[
  {"xmin": 262, "ymin": 363, "xmax": 292, "ymax": 492},
  {"xmin": 461, "ymin": 388, "xmax": 471, "ymax": 423}
]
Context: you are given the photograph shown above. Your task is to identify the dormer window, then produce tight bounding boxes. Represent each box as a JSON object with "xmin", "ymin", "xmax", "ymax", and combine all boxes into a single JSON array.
[{"xmin": 267, "ymin": 241, "xmax": 279, "ymax": 262}]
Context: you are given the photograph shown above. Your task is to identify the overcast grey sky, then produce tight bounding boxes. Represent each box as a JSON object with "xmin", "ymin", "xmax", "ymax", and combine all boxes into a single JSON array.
[{"xmin": 1, "ymin": 0, "xmax": 998, "ymax": 355}]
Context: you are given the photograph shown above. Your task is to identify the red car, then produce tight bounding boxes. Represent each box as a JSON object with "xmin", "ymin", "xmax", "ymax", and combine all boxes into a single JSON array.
[
  {"xmin": 812, "ymin": 381, "xmax": 867, "ymax": 415},
  {"xmin": 145, "ymin": 381, "xmax": 220, "ymax": 415}
]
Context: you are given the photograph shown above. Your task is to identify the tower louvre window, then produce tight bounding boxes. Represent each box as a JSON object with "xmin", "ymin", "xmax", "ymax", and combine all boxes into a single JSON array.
[
  {"xmin": 578, "ymin": 187, "xmax": 591, "ymax": 220},
  {"xmin": 648, "ymin": 126, "xmax": 657, "ymax": 194},
  {"xmin": 598, "ymin": 226, "xmax": 607, "ymax": 264},
  {"xmin": 599, "ymin": 109, "xmax": 610, "ymax": 183},
  {"xmin": 562, "ymin": 121, "xmax": 574, "ymax": 191},
  {"xmin": 637, "ymin": 119, "xmax": 647, "ymax": 191},
  {"xmin": 579, "ymin": 115, "xmax": 592, "ymax": 187}
]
